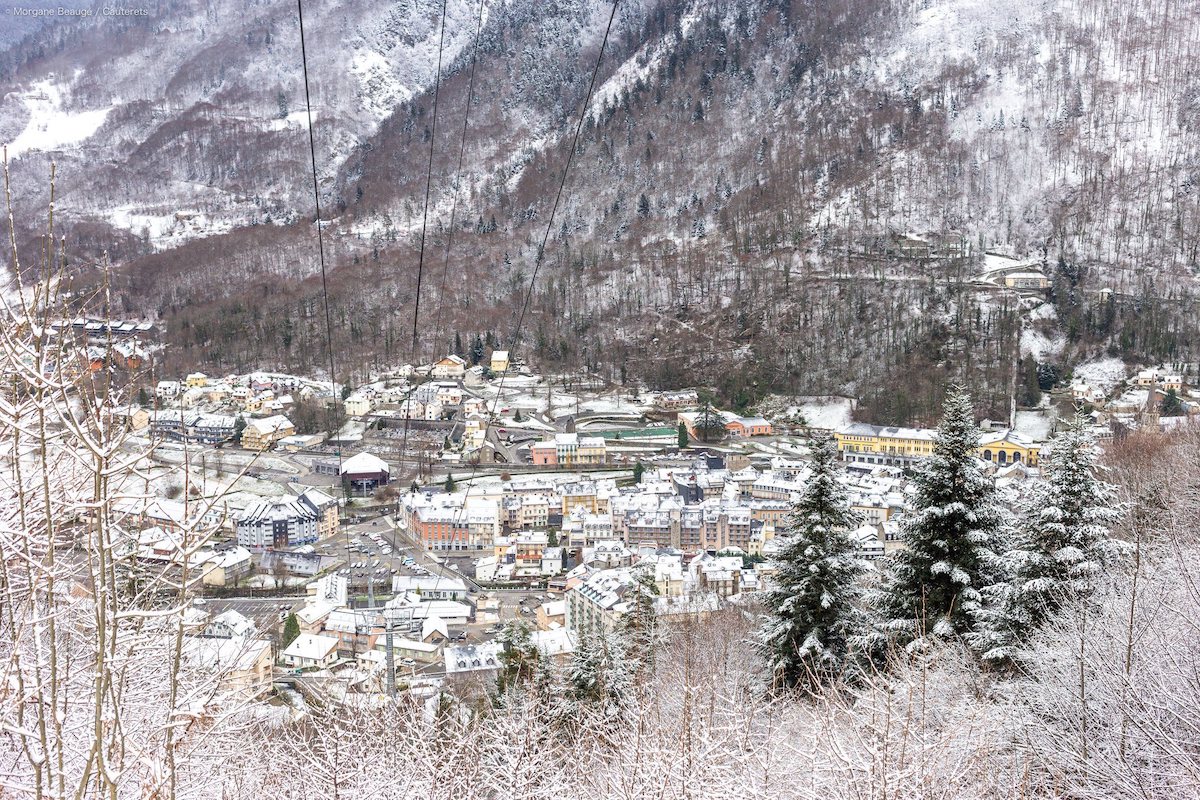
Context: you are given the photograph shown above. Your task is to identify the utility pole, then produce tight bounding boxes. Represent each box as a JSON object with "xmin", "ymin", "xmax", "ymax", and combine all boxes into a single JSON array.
[{"xmin": 385, "ymin": 612, "xmax": 396, "ymax": 698}]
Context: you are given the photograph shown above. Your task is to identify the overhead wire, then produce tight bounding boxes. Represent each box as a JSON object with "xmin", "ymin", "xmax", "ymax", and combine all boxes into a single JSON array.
[
  {"xmin": 410, "ymin": 0, "xmax": 451, "ymax": 362},
  {"xmin": 399, "ymin": 0, "xmax": 451, "ymax": 489},
  {"xmin": 426, "ymin": 0, "xmax": 622, "ymax": 570},
  {"xmin": 432, "ymin": 0, "xmax": 488, "ymax": 353},
  {"xmin": 297, "ymin": 0, "xmax": 352, "ymax": 573}
]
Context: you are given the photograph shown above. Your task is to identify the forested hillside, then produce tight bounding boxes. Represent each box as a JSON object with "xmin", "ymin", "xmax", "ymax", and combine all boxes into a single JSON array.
[{"xmin": 4, "ymin": 0, "xmax": 1200, "ymax": 421}]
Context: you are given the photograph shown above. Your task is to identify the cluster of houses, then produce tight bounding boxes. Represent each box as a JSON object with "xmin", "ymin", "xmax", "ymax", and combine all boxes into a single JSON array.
[
  {"xmin": 62, "ymin": 317, "xmax": 157, "ymax": 372},
  {"xmin": 397, "ymin": 450, "xmax": 920, "ymax": 575},
  {"xmin": 127, "ymin": 370, "xmax": 337, "ymax": 450},
  {"xmin": 113, "ymin": 484, "xmax": 343, "ymax": 588},
  {"xmin": 1071, "ymin": 365, "xmax": 1200, "ymax": 433},
  {"xmin": 278, "ymin": 573, "xmax": 478, "ymax": 672},
  {"xmin": 133, "ymin": 352, "xmax": 517, "ymax": 460},
  {"xmin": 155, "ymin": 370, "xmax": 331, "ymax": 415}
]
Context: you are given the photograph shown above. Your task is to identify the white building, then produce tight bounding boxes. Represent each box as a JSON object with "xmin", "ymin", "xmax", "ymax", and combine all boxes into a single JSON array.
[
  {"xmin": 205, "ymin": 609, "xmax": 256, "ymax": 639},
  {"xmin": 234, "ymin": 489, "xmax": 336, "ymax": 549},
  {"xmin": 155, "ymin": 380, "xmax": 181, "ymax": 399},
  {"xmin": 344, "ymin": 393, "xmax": 374, "ymax": 417},
  {"xmin": 281, "ymin": 633, "xmax": 339, "ymax": 669},
  {"xmin": 431, "ymin": 355, "xmax": 468, "ymax": 379},
  {"xmin": 565, "ymin": 568, "xmax": 635, "ymax": 634},
  {"xmin": 390, "ymin": 575, "xmax": 470, "ymax": 600}
]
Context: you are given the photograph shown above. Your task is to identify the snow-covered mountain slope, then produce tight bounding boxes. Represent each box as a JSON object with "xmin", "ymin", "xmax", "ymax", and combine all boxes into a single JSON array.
[{"xmin": 0, "ymin": 0, "xmax": 485, "ymax": 248}]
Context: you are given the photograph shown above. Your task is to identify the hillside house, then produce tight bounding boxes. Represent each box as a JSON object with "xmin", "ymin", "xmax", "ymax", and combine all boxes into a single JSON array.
[
  {"xmin": 431, "ymin": 355, "xmax": 467, "ymax": 379},
  {"xmin": 1003, "ymin": 271, "xmax": 1050, "ymax": 289},
  {"xmin": 156, "ymin": 380, "xmax": 181, "ymax": 399},
  {"xmin": 724, "ymin": 415, "xmax": 773, "ymax": 437},
  {"xmin": 241, "ymin": 414, "xmax": 295, "ymax": 451},
  {"xmin": 182, "ymin": 636, "xmax": 273, "ymax": 695},
  {"xmin": 343, "ymin": 393, "xmax": 373, "ymax": 417},
  {"xmin": 281, "ymin": 633, "xmax": 339, "ymax": 670},
  {"xmin": 200, "ymin": 546, "xmax": 253, "ymax": 587}
]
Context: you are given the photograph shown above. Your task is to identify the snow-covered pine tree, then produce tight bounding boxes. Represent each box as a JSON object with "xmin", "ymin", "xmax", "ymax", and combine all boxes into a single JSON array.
[
  {"xmin": 757, "ymin": 432, "xmax": 867, "ymax": 692},
  {"xmin": 496, "ymin": 619, "xmax": 540, "ymax": 698},
  {"xmin": 622, "ymin": 563, "xmax": 662, "ymax": 674},
  {"xmin": 568, "ymin": 629, "xmax": 633, "ymax": 718},
  {"xmin": 874, "ymin": 387, "xmax": 1006, "ymax": 653},
  {"xmin": 973, "ymin": 413, "xmax": 1125, "ymax": 666}
]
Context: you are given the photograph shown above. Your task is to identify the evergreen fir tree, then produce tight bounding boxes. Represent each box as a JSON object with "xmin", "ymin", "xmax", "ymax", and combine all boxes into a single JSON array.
[
  {"xmin": 972, "ymin": 413, "xmax": 1124, "ymax": 665},
  {"xmin": 632, "ymin": 461, "xmax": 645, "ymax": 483},
  {"xmin": 621, "ymin": 565, "xmax": 661, "ymax": 673},
  {"xmin": 758, "ymin": 433, "xmax": 867, "ymax": 691},
  {"xmin": 495, "ymin": 619, "xmax": 540, "ymax": 697},
  {"xmin": 567, "ymin": 630, "xmax": 633, "ymax": 717},
  {"xmin": 695, "ymin": 404, "xmax": 724, "ymax": 442},
  {"xmin": 282, "ymin": 613, "xmax": 300, "ymax": 648},
  {"xmin": 677, "ymin": 422, "xmax": 689, "ymax": 449},
  {"xmin": 873, "ymin": 387, "xmax": 1006, "ymax": 653},
  {"xmin": 637, "ymin": 193, "xmax": 650, "ymax": 218},
  {"xmin": 1161, "ymin": 388, "xmax": 1184, "ymax": 416}
]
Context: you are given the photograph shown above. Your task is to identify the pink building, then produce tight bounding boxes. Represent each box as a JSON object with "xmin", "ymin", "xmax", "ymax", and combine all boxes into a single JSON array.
[{"xmin": 531, "ymin": 442, "xmax": 558, "ymax": 466}]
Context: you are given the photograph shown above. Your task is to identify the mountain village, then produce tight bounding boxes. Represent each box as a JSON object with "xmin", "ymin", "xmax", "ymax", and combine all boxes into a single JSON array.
[{"xmin": 101, "ymin": 329, "xmax": 1200, "ymax": 707}]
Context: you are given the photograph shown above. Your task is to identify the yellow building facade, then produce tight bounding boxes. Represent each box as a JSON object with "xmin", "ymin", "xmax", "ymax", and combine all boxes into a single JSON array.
[{"xmin": 834, "ymin": 423, "xmax": 937, "ymax": 465}]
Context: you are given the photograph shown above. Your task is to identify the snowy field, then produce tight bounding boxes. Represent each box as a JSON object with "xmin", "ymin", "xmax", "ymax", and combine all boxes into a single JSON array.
[
  {"xmin": 793, "ymin": 397, "xmax": 854, "ymax": 430},
  {"xmin": 1013, "ymin": 410, "xmax": 1054, "ymax": 441},
  {"xmin": 757, "ymin": 394, "xmax": 855, "ymax": 430},
  {"xmin": 6, "ymin": 77, "xmax": 111, "ymax": 158},
  {"xmin": 1073, "ymin": 357, "xmax": 1127, "ymax": 394},
  {"xmin": 1020, "ymin": 326, "xmax": 1065, "ymax": 361}
]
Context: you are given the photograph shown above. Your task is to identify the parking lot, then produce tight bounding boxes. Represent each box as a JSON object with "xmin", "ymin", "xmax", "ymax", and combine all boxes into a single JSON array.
[
  {"xmin": 312, "ymin": 515, "xmax": 476, "ymax": 599},
  {"xmin": 312, "ymin": 518, "xmax": 423, "ymax": 593}
]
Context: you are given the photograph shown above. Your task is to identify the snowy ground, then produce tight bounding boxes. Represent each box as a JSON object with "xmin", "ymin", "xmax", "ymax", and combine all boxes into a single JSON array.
[
  {"xmin": 792, "ymin": 397, "xmax": 854, "ymax": 430},
  {"xmin": 1013, "ymin": 410, "xmax": 1054, "ymax": 440},
  {"xmin": 757, "ymin": 394, "xmax": 855, "ymax": 430},
  {"xmin": 6, "ymin": 77, "xmax": 112, "ymax": 158},
  {"xmin": 1028, "ymin": 302, "xmax": 1058, "ymax": 322},
  {"xmin": 1073, "ymin": 357, "xmax": 1128, "ymax": 394},
  {"xmin": 1020, "ymin": 326, "xmax": 1065, "ymax": 361}
]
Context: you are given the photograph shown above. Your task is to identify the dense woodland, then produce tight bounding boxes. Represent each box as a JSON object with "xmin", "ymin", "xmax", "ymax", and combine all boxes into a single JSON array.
[{"xmin": 6, "ymin": 0, "xmax": 1200, "ymax": 421}]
